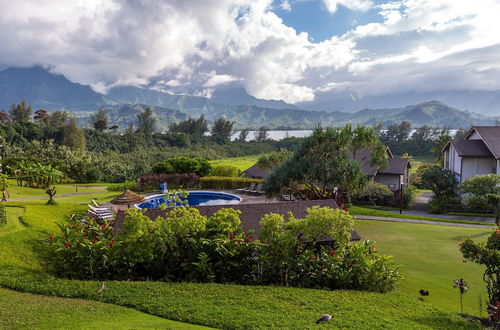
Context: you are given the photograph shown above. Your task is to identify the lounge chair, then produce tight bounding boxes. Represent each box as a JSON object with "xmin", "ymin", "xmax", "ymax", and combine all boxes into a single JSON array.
[
  {"xmin": 88, "ymin": 205, "xmax": 114, "ymax": 217},
  {"xmin": 237, "ymin": 182, "xmax": 256, "ymax": 193},
  {"xmin": 250, "ymin": 183, "xmax": 266, "ymax": 195},
  {"xmin": 87, "ymin": 210, "xmax": 114, "ymax": 221}
]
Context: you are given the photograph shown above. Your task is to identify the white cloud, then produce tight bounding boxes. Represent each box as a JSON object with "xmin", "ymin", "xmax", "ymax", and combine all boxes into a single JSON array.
[
  {"xmin": 279, "ymin": 0, "xmax": 292, "ymax": 11},
  {"xmin": 322, "ymin": 0, "xmax": 373, "ymax": 13},
  {"xmin": 0, "ymin": 0, "xmax": 499, "ymax": 105},
  {"xmin": 204, "ymin": 72, "xmax": 241, "ymax": 87}
]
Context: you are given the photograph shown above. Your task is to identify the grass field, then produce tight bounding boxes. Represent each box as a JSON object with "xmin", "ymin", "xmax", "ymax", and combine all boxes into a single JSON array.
[
  {"xmin": 208, "ymin": 155, "xmax": 261, "ymax": 171},
  {"xmin": 5, "ymin": 179, "xmax": 109, "ymax": 199},
  {"xmin": 0, "ymin": 197, "xmax": 487, "ymax": 328},
  {"xmin": 355, "ymin": 220, "xmax": 491, "ymax": 315},
  {"xmin": 0, "ymin": 287, "xmax": 209, "ymax": 329}
]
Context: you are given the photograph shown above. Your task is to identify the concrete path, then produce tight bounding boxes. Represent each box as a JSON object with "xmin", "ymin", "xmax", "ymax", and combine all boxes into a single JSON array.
[
  {"xmin": 353, "ymin": 215, "xmax": 495, "ymax": 228},
  {"xmin": 390, "ymin": 191, "xmax": 496, "ymax": 224}
]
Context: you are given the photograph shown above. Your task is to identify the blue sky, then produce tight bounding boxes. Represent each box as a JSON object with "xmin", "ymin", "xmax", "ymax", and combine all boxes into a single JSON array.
[{"xmin": 272, "ymin": 0, "xmax": 385, "ymax": 41}]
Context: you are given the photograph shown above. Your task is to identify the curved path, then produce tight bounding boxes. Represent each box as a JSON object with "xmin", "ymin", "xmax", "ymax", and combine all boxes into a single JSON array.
[
  {"xmin": 354, "ymin": 215, "xmax": 494, "ymax": 228},
  {"xmin": 8, "ymin": 192, "xmax": 99, "ymax": 202}
]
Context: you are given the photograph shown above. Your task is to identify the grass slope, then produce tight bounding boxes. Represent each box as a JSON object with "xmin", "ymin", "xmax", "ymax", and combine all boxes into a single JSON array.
[
  {"xmin": 356, "ymin": 220, "xmax": 491, "ymax": 315},
  {"xmin": 0, "ymin": 287, "xmax": 209, "ymax": 329},
  {"xmin": 0, "ymin": 201, "xmax": 484, "ymax": 329},
  {"xmin": 208, "ymin": 155, "xmax": 261, "ymax": 171}
]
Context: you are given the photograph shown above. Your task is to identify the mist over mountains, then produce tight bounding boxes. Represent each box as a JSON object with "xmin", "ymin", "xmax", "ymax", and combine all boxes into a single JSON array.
[{"xmin": 0, "ymin": 66, "xmax": 499, "ymax": 130}]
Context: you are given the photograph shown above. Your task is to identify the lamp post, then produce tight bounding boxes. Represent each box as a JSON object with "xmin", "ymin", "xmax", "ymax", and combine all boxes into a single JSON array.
[{"xmin": 399, "ymin": 174, "xmax": 404, "ymax": 214}]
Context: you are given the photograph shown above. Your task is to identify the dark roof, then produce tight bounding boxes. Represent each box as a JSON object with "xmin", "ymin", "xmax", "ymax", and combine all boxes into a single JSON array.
[
  {"xmin": 354, "ymin": 149, "xmax": 378, "ymax": 176},
  {"xmin": 379, "ymin": 157, "xmax": 410, "ymax": 175},
  {"xmin": 113, "ymin": 199, "xmax": 361, "ymax": 241},
  {"xmin": 450, "ymin": 139, "xmax": 493, "ymax": 157},
  {"xmin": 467, "ymin": 126, "xmax": 500, "ymax": 159},
  {"xmin": 243, "ymin": 164, "xmax": 268, "ymax": 179}
]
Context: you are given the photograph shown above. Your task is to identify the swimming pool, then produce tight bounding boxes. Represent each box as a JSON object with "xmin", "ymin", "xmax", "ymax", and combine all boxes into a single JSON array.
[{"xmin": 136, "ymin": 191, "xmax": 242, "ymax": 209}]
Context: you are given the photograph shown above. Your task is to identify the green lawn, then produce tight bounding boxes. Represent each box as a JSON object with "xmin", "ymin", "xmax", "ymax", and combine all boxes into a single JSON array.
[
  {"xmin": 0, "ymin": 287, "xmax": 209, "ymax": 329},
  {"xmin": 0, "ymin": 201, "xmax": 486, "ymax": 329},
  {"xmin": 5, "ymin": 179, "xmax": 109, "ymax": 199},
  {"xmin": 355, "ymin": 220, "xmax": 491, "ymax": 315},
  {"xmin": 350, "ymin": 205, "xmax": 494, "ymax": 226},
  {"xmin": 208, "ymin": 155, "xmax": 261, "ymax": 171}
]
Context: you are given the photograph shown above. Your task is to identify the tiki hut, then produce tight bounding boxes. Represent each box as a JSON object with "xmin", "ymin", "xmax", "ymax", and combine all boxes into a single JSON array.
[{"xmin": 111, "ymin": 190, "xmax": 145, "ymax": 208}]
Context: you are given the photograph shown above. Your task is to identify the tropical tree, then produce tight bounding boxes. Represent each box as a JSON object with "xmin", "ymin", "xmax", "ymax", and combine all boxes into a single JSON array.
[
  {"xmin": 90, "ymin": 107, "xmax": 108, "ymax": 131},
  {"xmin": 169, "ymin": 116, "xmax": 207, "ymax": 143},
  {"xmin": 137, "ymin": 107, "xmax": 157, "ymax": 137},
  {"xmin": 254, "ymin": 126, "xmax": 268, "ymax": 142},
  {"xmin": 263, "ymin": 125, "xmax": 387, "ymax": 201},
  {"xmin": 237, "ymin": 128, "xmax": 249, "ymax": 142},
  {"xmin": 211, "ymin": 117, "xmax": 234, "ymax": 144},
  {"xmin": 62, "ymin": 116, "xmax": 86, "ymax": 150},
  {"xmin": 9, "ymin": 99, "xmax": 32, "ymax": 123}
]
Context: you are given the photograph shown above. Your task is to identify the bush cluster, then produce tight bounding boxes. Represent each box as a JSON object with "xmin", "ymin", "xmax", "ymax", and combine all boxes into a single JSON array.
[
  {"xmin": 428, "ymin": 196, "xmax": 461, "ymax": 214},
  {"xmin": 401, "ymin": 185, "xmax": 417, "ymax": 209},
  {"xmin": 0, "ymin": 205, "xmax": 6, "ymax": 224},
  {"xmin": 136, "ymin": 173, "xmax": 199, "ymax": 192},
  {"xmin": 106, "ymin": 181, "xmax": 137, "ymax": 192},
  {"xmin": 356, "ymin": 182, "xmax": 393, "ymax": 205},
  {"xmin": 199, "ymin": 176, "xmax": 262, "ymax": 189},
  {"xmin": 460, "ymin": 229, "xmax": 500, "ymax": 320},
  {"xmin": 43, "ymin": 206, "xmax": 400, "ymax": 293},
  {"xmin": 152, "ymin": 157, "xmax": 212, "ymax": 177}
]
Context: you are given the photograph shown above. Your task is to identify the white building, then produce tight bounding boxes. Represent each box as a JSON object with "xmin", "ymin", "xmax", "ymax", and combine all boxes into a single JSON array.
[{"xmin": 442, "ymin": 126, "xmax": 500, "ymax": 183}]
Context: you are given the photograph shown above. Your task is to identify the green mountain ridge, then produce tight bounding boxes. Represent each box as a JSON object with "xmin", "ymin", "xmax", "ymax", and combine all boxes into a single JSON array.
[{"xmin": 0, "ymin": 67, "xmax": 497, "ymax": 129}]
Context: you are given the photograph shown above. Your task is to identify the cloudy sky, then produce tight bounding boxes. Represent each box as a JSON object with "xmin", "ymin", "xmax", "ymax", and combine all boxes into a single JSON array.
[{"xmin": 0, "ymin": 0, "xmax": 499, "ymax": 104}]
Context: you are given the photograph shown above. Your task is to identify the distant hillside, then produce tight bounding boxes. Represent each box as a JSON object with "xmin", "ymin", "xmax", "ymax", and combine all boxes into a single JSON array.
[
  {"xmin": 0, "ymin": 66, "xmax": 108, "ymax": 110},
  {"xmin": 76, "ymin": 104, "xmax": 188, "ymax": 131},
  {"xmin": 77, "ymin": 100, "xmax": 497, "ymax": 130},
  {"xmin": 0, "ymin": 67, "xmax": 497, "ymax": 129}
]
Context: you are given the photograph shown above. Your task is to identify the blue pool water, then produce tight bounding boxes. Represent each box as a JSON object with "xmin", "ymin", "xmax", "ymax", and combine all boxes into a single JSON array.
[{"xmin": 136, "ymin": 191, "xmax": 242, "ymax": 209}]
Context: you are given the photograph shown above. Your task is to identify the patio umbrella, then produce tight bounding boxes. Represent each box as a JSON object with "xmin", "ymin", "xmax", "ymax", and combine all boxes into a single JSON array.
[{"xmin": 111, "ymin": 190, "xmax": 145, "ymax": 208}]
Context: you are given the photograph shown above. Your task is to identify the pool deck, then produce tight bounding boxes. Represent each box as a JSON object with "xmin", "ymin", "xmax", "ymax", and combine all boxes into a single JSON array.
[{"xmin": 104, "ymin": 189, "xmax": 279, "ymax": 211}]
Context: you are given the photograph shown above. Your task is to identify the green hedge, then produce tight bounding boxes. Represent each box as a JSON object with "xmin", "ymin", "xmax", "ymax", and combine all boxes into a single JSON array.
[
  {"xmin": 199, "ymin": 176, "xmax": 262, "ymax": 189},
  {"xmin": 106, "ymin": 181, "xmax": 137, "ymax": 192}
]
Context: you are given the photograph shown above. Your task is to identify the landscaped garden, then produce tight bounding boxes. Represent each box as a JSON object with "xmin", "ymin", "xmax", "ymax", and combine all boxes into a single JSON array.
[{"xmin": 0, "ymin": 189, "xmax": 495, "ymax": 328}]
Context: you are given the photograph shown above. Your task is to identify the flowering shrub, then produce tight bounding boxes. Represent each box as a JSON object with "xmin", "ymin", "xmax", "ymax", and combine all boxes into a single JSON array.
[
  {"xmin": 43, "ymin": 206, "xmax": 400, "ymax": 292},
  {"xmin": 460, "ymin": 229, "xmax": 500, "ymax": 320},
  {"xmin": 44, "ymin": 217, "xmax": 119, "ymax": 279}
]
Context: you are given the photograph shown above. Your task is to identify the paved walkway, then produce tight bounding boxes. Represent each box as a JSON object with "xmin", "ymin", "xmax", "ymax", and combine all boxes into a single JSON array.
[
  {"xmin": 388, "ymin": 191, "xmax": 496, "ymax": 224},
  {"xmin": 353, "ymin": 215, "xmax": 495, "ymax": 228}
]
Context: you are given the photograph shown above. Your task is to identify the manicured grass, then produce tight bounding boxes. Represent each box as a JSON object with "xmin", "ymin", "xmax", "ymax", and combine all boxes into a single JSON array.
[
  {"xmin": 0, "ymin": 202, "xmax": 482, "ymax": 329},
  {"xmin": 355, "ymin": 220, "xmax": 492, "ymax": 315},
  {"xmin": 208, "ymin": 155, "xmax": 262, "ymax": 171},
  {"xmin": 444, "ymin": 211, "xmax": 495, "ymax": 218},
  {"xmin": 5, "ymin": 179, "xmax": 108, "ymax": 199},
  {"xmin": 350, "ymin": 205, "xmax": 494, "ymax": 226},
  {"xmin": 0, "ymin": 287, "xmax": 209, "ymax": 329}
]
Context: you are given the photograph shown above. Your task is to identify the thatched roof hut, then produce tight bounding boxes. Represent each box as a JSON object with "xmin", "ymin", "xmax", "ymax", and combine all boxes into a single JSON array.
[{"xmin": 111, "ymin": 190, "xmax": 145, "ymax": 206}]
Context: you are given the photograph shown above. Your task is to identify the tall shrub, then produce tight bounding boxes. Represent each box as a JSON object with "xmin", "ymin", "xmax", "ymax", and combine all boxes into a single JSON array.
[
  {"xmin": 460, "ymin": 229, "xmax": 500, "ymax": 319},
  {"xmin": 136, "ymin": 173, "xmax": 199, "ymax": 191},
  {"xmin": 152, "ymin": 157, "xmax": 211, "ymax": 177},
  {"xmin": 421, "ymin": 165, "xmax": 457, "ymax": 198}
]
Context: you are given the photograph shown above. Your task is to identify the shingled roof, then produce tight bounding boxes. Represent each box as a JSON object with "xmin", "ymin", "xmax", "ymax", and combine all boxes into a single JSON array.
[
  {"xmin": 243, "ymin": 164, "xmax": 269, "ymax": 179},
  {"xmin": 450, "ymin": 139, "xmax": 493, "ymax": 157},
  {"xmin": 466, "ymin": 126, "xmax": 500, "ymax": 159},
  {"xmin": 379, "ymin": 157, "xmax": 411, "ymax": 175},
  {"xmin": 113, "ymin": 199, "xmax": 361, "ymax": 241}
]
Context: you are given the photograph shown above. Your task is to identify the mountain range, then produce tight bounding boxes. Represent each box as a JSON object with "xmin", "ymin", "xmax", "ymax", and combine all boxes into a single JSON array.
[{"xmin": 0, "ymin": 66, "xmax": 498, "ymax": 130}]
